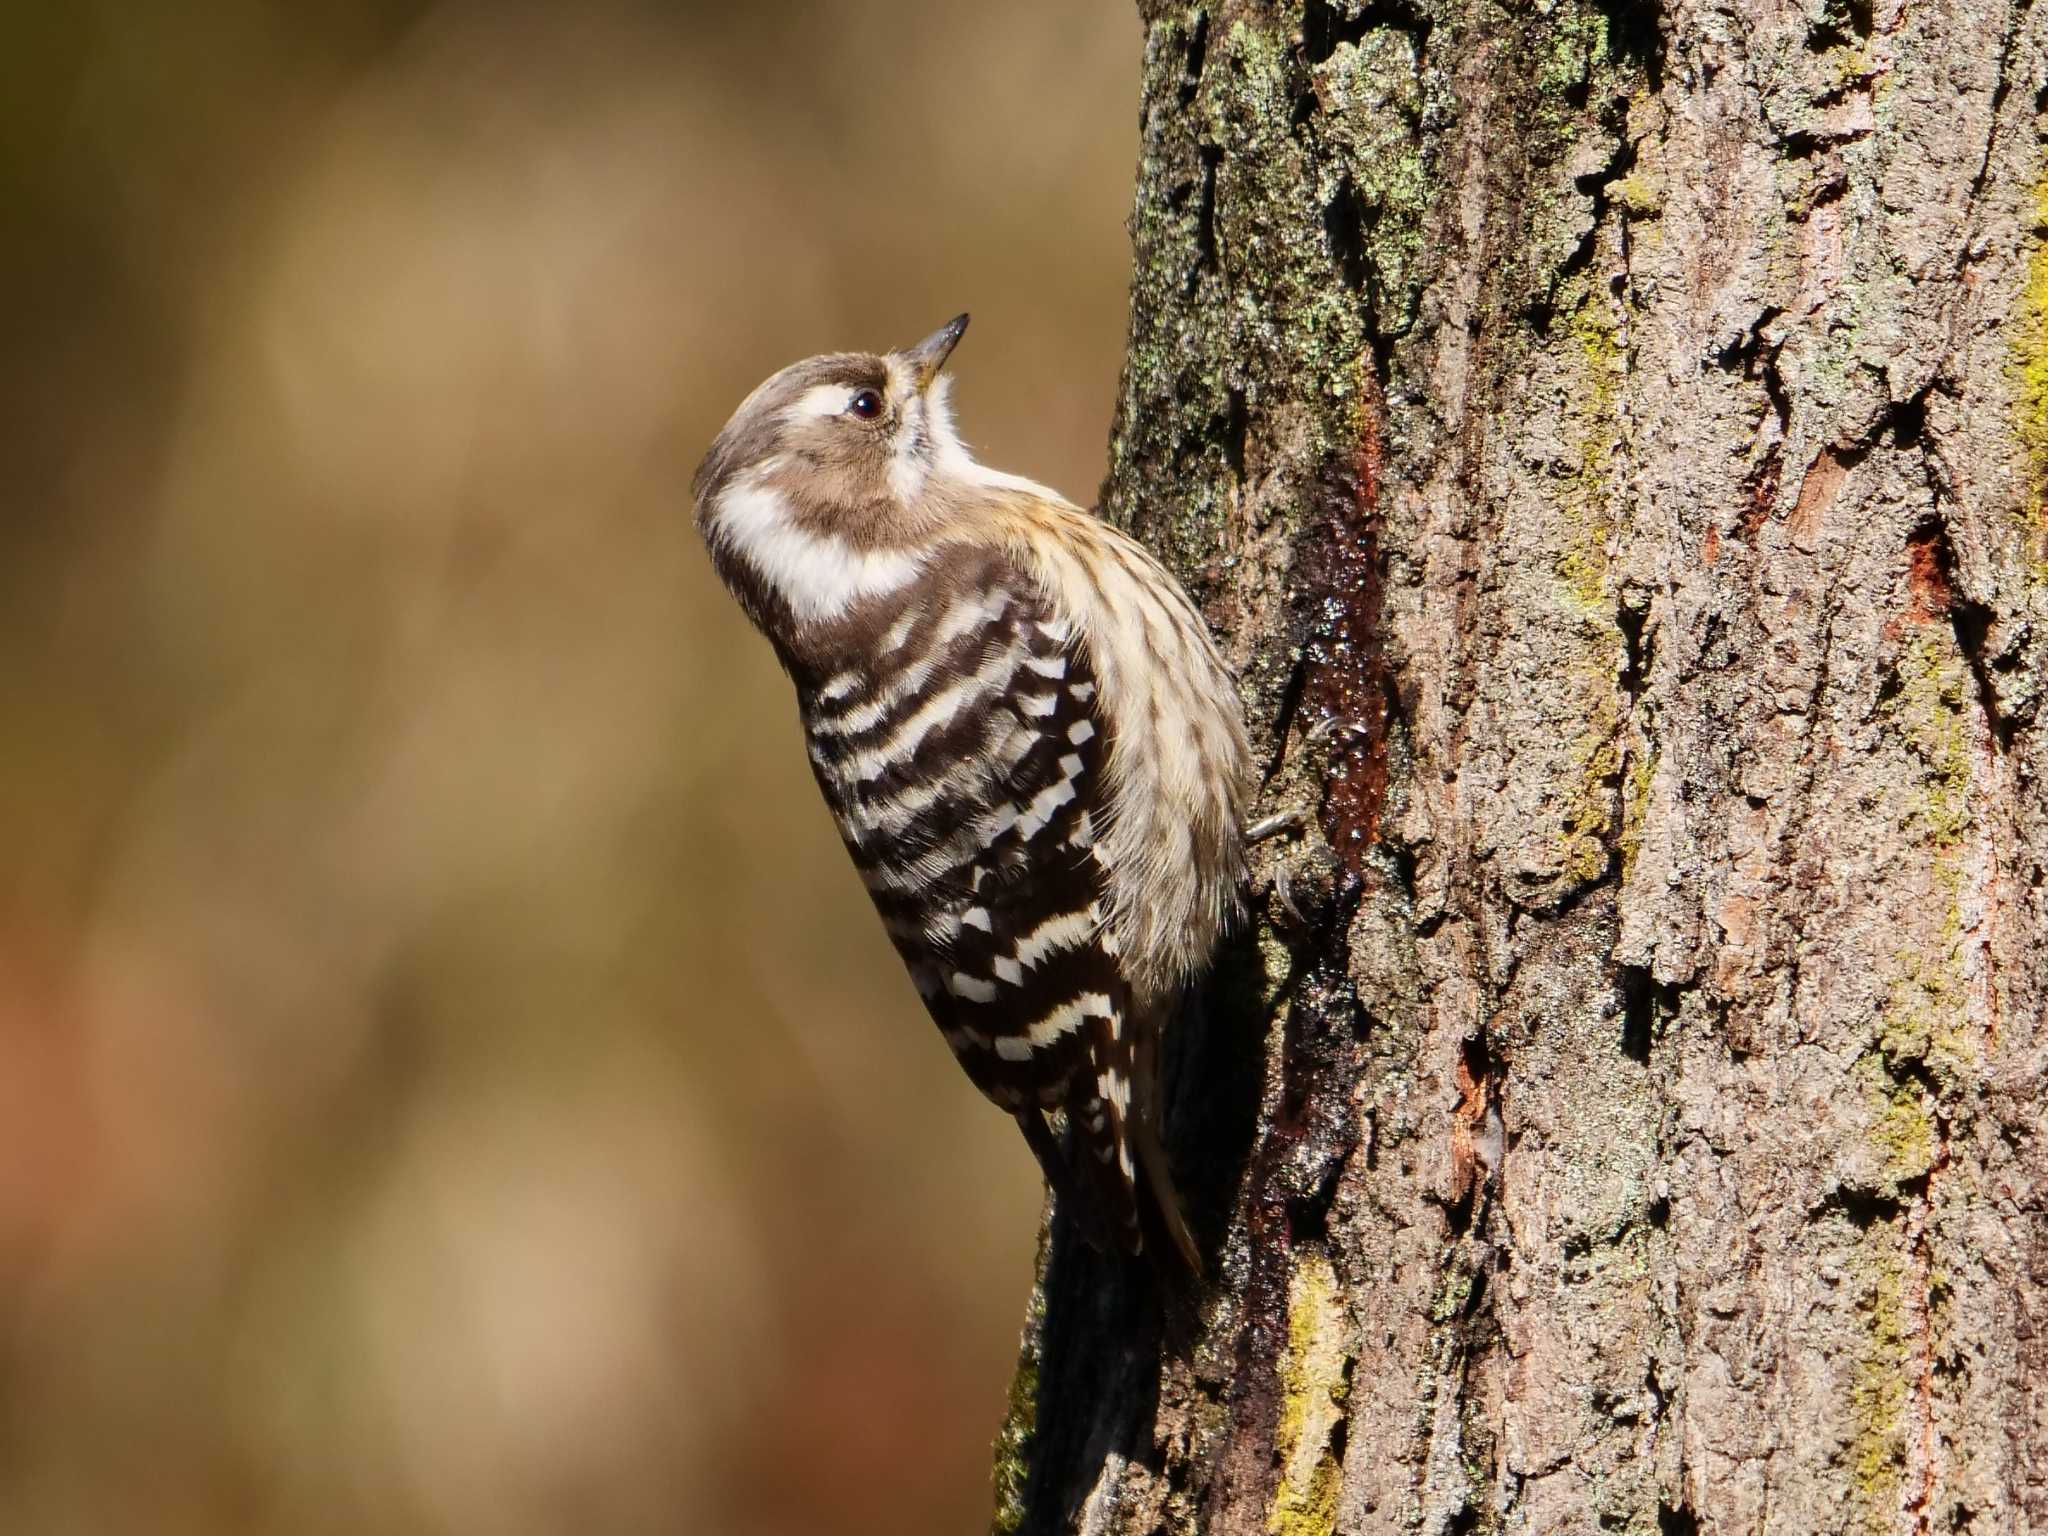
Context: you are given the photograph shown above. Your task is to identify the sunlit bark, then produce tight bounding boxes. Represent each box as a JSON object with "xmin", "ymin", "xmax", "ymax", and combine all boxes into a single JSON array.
[{"xmin": 996, "ymin": 1, "xmax": 2048, "ymax": 1531}]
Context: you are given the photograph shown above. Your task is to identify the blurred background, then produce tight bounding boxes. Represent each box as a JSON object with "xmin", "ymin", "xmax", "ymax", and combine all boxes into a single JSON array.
[{"xmin": 0, "ymin": 4, "xmax": 1139, "ymax": 1531}]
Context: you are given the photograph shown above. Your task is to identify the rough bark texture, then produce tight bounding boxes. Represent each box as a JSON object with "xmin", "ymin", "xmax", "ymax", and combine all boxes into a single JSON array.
[{"xmin": 993, "ymin": 0, "xmax": 2048, "ymax": 1531}]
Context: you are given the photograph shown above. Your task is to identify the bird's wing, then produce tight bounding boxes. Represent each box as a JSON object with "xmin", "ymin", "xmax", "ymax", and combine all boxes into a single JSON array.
[{"xmin": 801, "ymin": 549, "xmax": 1145, "ymax": 1248}]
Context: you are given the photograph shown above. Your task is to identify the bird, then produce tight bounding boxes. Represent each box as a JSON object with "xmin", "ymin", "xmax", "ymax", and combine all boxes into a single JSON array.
[{"xmin": 692, "ymin": 314, "xmax": 1251, "ymax": 1269}]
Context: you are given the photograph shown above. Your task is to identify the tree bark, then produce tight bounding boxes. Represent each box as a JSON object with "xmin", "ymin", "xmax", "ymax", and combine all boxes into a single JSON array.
[{"xmin": 992, "ymin": 0, "xmax": 2048, "ymax": 1531}]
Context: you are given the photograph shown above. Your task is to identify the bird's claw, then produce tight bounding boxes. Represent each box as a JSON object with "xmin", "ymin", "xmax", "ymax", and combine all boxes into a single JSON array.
[
  {"xmin": 1244, "ymin": 808, "xmax": 1309, "ymax": 846},
  {"xmin": 1270, "ymin": 862, "xmax": 1306, "ymax": 928}
]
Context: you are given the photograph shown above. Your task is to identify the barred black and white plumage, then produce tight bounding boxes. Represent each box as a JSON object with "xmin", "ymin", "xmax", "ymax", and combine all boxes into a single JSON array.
[{"xmin": 692, "ymin": 315, "xmax": 1250, "ymax": 1267}]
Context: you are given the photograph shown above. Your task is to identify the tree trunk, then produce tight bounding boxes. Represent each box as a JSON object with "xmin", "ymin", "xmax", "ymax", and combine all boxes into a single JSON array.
[{"xmin": 991, "ymin": 0, "xmax": 2048, "ymax": 1531}]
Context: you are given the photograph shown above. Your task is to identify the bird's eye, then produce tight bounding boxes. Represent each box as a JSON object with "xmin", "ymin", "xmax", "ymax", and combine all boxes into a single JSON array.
[{"xmin": 848, "ymin": 389, "xmax": 884, "ymax": 420}]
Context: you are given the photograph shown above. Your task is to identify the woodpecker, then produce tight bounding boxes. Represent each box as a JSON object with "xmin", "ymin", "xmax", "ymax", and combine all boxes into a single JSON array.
[{"xmin": 693, "ymin": 315, "xmax": 1250, "ymax": 1268}]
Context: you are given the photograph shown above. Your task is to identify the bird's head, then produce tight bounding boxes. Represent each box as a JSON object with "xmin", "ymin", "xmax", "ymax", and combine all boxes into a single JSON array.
[
  {"xmin": 692, "ymin": 315, "xmax": 1002, "ymax": 639},
  {"xmin": 694, "ymin": 314, "xmax": 971, "ymax": 557}
]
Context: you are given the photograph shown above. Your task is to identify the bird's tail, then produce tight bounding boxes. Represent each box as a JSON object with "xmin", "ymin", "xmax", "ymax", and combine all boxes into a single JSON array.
[
  {"xmin": 1128, "ymin": 1111, "xmax": 1202, "ymax": 1276},
  {"xmin": 1017, "ymin": 1097, "xmax": 1201, "ymax": 1276}
]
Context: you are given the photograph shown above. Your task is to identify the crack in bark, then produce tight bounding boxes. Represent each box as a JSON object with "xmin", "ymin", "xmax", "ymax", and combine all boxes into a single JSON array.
[
  {"xmin": 1178, "ymin": 9, "xmax": 1209, "ymax": 107},
  {"xmin": 1959, "ymin": 0, "xmax": 2034, "ymax": 242},
  {"xmin": 1301, "ymin": 0, "xmax": 1435, "ymax": 66},
  {"xmin": 1189, "ymin": 142, "xmax": 1223, "ymax": 293}
]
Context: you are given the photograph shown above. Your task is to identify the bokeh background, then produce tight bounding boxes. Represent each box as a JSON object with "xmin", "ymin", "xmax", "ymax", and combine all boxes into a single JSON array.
[{"xmin": 0, "ymin": 5, "xmax": 1140, "ymax": 1531}]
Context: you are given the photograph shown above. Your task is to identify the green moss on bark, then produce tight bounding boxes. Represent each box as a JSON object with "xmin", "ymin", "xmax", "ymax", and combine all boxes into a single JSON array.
[
  {"xmin": 1878, "ymin": 630, "xmax": 1977, "ymax": 1079},
  {"xmin": 2008, "ymin": 173, "xmax": 2048, "ymax": 579},
  {"xmin": 1847, "ymin": 1223, "xmax": 1911, "ymax": 1534},
  {"xmin": 1267, "ymin": 1254, "xmax": 1351, "ymax": 1536},
  {"xmin": 989, "ymin": 1243, "xmax": 1047, "ymax": 1535}
]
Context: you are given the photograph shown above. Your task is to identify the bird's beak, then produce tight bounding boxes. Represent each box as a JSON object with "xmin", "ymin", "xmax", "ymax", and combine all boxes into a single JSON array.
[{"xmin": 903, "ymin": 313, "xmax": 969, "ymax": 392}]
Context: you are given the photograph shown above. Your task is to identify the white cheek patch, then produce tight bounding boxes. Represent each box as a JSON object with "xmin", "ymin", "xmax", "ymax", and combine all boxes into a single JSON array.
[
  {"xmin": 925, "ymin": 379, "xmax": 967, "ymax": 472},
  {"xmin": 709, "ymin": 479, "xmax": 922, "ymax": 626},
  {"xmin": 889, "ymin": 399, "xmax": 929, "ymax": 502}
]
